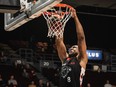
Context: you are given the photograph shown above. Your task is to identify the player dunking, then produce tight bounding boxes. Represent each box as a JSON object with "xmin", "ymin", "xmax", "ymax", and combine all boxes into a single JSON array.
[{"xmin": 55, "ymin": 8, "xmax": 88, "ymax": 87}]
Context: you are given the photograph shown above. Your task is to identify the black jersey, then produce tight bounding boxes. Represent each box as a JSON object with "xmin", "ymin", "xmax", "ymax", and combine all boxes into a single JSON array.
[{"xmin": 59, "ymin": 57, "xmax": 85, "ymax": 87}]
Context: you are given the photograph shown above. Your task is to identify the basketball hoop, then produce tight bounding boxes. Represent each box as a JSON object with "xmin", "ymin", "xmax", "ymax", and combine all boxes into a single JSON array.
[{"xmin": 42, "ymin": 3, "xmax": 73, "ymax": 39}]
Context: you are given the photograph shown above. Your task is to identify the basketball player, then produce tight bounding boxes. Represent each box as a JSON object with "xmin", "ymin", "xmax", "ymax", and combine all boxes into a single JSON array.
[{"xmin": 55, "ymin": 8, "xmax": 88, "ymax": 87}]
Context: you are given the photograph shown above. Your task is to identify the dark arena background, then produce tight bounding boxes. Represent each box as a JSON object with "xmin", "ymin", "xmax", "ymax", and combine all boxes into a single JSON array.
[{"xmin": 0, "ymin": 0, "xmax": 116, "ymax": 87}]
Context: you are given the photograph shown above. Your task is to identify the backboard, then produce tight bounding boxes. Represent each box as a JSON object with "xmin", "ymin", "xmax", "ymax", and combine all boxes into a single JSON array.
[
  {"xmin": 0, "ymin": 0, "xmax": 20, "ymax": 13},
  {"xmin": 4, "ymin": 0, "xmax": 62, "ymax": 31}
]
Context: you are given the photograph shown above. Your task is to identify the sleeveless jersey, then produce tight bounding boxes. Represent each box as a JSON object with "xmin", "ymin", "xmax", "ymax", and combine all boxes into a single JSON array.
[{"xmin": 59, "ymin": 57, "xmax": 85, "ymax": 87}]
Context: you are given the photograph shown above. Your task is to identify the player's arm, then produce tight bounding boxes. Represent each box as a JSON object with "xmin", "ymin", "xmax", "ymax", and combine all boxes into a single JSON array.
[
  {"xmin": 55, "ymin": 36, "xmax": 68, "ymax": 64},
  {"xmin": 72, "ymin": 9, "xmax": 88, "ymax": 68}
]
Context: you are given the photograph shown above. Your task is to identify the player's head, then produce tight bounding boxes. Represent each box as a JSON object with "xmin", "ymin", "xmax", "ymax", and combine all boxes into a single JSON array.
[{"xmin": 68, "ymin": 45, "xmax": 79, "ymax": 57}]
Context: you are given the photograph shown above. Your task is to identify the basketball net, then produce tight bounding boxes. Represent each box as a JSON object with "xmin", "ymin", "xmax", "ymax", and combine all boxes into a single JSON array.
[{"xmin": 42, "ymin": 3, "xmax": 73, "ymax": 39}]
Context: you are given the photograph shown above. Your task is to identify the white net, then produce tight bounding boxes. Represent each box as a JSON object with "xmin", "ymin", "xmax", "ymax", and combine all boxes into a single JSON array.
[{"xmin": 42, "ymin": 4, "xmax": 72, "ymax": 39}]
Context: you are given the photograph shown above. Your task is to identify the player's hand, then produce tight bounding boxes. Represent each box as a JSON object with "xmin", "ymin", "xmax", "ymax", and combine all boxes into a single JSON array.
[{"xmin": 71, "ymin": 8, "xmax": 77, "ymax": 18}]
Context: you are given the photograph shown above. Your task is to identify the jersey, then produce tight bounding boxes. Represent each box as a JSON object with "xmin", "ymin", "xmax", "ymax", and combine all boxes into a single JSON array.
[{"xmin": 59, "ymin": 57, "xmax": 85, "ymax": 87}]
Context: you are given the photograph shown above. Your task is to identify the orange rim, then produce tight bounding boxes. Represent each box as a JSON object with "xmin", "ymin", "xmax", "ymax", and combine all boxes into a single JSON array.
[
  {"xmin": 43, "ymin": 11, "xmax": 69, "ymax": 15},
  {"xmin": 43, "ymin": 3, "xmax": 73, "ymax": 15},
  {"xmin": 54, "ymin": 3, "xmax": 73, "ymax": 8}
]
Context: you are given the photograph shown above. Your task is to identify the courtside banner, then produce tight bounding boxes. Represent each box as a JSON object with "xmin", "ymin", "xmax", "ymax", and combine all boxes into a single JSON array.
[{"xmin": 86, "ymin": 50, "xmax": 103, "ymax": 60}]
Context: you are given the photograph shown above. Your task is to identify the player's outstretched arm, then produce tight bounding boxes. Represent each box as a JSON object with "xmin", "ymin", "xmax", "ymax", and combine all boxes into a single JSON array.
[
  {"xmin": 72, "ymin": 8, "xmax": 88, "ymax": 68},
  {"xmin": 55, "ymin": 37, "xmax": 68, "ymax": 64}
]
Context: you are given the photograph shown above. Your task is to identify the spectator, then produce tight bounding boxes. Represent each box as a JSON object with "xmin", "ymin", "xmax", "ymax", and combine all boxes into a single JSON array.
[
  {"xmin": 87, "ymin": 83, "xmax": 91, "ymax": 87},
  {"xmin": 22, "ymin": 68, "xmax": 29, "ymax": 78},
  {"xmin": 29, "ymin": 69, "xmax": 37, "ymax": 80},
  {"xmin": 45, "ymin": 81, "xmax": 51, "ymax": 87},
  {"xmin": 37, "ymin": 79, "xmax": 45, "ymax": 87},
  {"xmin": 7, "ymin": 75, "xmax": 18, "ymax": 87},
  {"xmin": 0, "ymin": 74, "xmax": 5, "ymax": 87},
  {"xmin": 28, "ymin": 81, "xmax": 37, "ymax": 87},
  {"xmin": 104, "ymin": 80, "xmax": 112, "ymax": 87}
]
